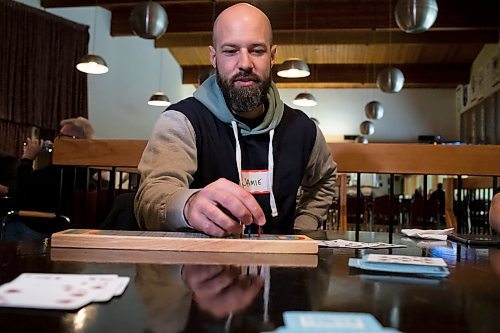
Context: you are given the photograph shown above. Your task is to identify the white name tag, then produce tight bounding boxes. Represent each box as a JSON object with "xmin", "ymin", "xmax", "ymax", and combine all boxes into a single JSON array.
[{"xmin": 241, "ymin": 169, "xmax": 270, "ymax": 194}]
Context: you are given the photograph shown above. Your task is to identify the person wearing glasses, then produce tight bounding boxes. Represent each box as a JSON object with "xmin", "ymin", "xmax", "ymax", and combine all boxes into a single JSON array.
[
  {"xmin": 3, "ymin": 117, "xmax": 94, "ymax": 240},
  {"xmin": 135, "ymin": 3, "xmax": 336, "ymax": 237}
]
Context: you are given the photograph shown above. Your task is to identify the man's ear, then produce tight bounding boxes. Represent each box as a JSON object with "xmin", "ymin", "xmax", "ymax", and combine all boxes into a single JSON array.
[
  {"xmin": 209, "ymin": 45, "xmax": 217, "ymax": 68},
  {"xmin": 270, "ymin": 45, "xmax": 277, "ymax": 67}
]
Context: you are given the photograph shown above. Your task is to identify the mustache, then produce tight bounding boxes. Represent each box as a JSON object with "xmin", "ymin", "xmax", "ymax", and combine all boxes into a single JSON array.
[{"xmin": 231, "ymin": 73, "xmax": 261, "ymax": 83}]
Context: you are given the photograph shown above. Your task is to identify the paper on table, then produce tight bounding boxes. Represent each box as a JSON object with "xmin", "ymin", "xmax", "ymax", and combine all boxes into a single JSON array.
[
  {"xmin": 318, "ymin": 239, "xmax": 406, "ymax": 249},
  {"xmin": 401, "ymin": 228, "xmax": 454, "ymax": 240}
]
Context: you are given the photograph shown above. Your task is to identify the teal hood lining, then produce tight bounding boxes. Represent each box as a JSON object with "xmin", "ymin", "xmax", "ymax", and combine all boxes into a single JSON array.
[{"xmin": 193, "ymin": 75, "xmax": 284, "ymax": 136}]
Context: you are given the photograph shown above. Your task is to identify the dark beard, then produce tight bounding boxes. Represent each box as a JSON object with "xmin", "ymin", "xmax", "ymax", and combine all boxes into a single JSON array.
[{"xmin": 216, "ymin": 69, "xmax": 271, "ymax": 114}]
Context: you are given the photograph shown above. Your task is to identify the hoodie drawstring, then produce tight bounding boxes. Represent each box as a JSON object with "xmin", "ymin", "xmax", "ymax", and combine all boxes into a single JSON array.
[
  {"xmin": 231, "ymin": 121, "xmax": 278, "ymax": 217},
  {"xmin": 231, "ymin": 121, "xmax": 243, "ymax": 186},
  {"xmin": 267, "ymin": 129, "xmax": 278, "ymax": 217}
]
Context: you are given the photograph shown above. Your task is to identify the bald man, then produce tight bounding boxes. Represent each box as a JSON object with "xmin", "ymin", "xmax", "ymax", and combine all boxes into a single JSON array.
[{"xmin": 135, "ymin": 3, "xmax": 336, "ymax": 237}]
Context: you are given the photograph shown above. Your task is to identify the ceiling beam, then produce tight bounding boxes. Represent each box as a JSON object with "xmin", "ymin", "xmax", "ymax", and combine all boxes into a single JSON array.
[
  {"xmin": 42, "ymin": 0, "xmax": 500, "ymax": 34},
  {"xmin": 182, "ymin": 63, "xmax": 470, "ymax": 88},
  {"xmin": 155, "ymin": 29, "xmax": 499, "ymax": 48}
]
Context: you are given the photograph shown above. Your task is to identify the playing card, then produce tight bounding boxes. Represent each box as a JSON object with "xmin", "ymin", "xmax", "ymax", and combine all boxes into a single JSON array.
[
  {"xmin": 349, "ymin": 254, "xmax": 449, "ymax": 277},
  {"xmin": 283, "ymin": 311, "xmax": 384, "ymax": 331},
  {"xmin": 0, "ymin": 273, "xmax": 130, "ymax": 310},
  {"xmin": 0, "ymin": 278, "xmax": 95, "ymax": 310},
  {"xmin": 365, "ymin": 254, "xmax": 446, "ymax": 267},
  {"xmin": 317, "ymin": 239, "xmax": 406, "ymax": 249},
  {"xmin": 113, "ymin": 276, "xmax": 130, "ymax": 297},
  {"xmin": 13, "ymin": 273, "xmax": 120, "ymax": 302}
]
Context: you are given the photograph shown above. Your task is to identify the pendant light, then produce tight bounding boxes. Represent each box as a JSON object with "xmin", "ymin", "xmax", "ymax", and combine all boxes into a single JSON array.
[
  {"xmin": 129, "ymin": 1, "xmax": 168, "ymax": 39},
  {"xmin": 395, "ymin": 0, "xmax": 438, "ymax": 34},
  {"xmin": 76, "ymin": 6, "xmax": 108, "ymax": 74},
  {"xmin": 377, "ymin": 67, "xmax": 405, "ymax": 93},
  {"xmin": 365, "ymin": 101, "xmax": 384, "ymax": 120},
  {"xmin": 148, "ymin": 50, "xmax": 171, "ymax": 107},
  {"xmin": 293, "ymin": 92, "xmax": 317, "ymax": 107},
  {"xmin": 277, "ymin": 0, "xmax": 310, "ymax": 79},
  {"xmin": 355, "ymin": 136, "xmax": 369, "ymax": 144},
  {"xmin": 360, "ymin": 120, "xmax": 375, "ymax": 136},
  {"xmin": 277, "ymin": 59, "xmax": 310, "ymax": 78},
  {"xmin": 148, "ymin": 92, "xmax": 170, "ymax": 107},
  {"xmin": 377, "ymin": 0, "xmax": 404, "ymax": 93}
]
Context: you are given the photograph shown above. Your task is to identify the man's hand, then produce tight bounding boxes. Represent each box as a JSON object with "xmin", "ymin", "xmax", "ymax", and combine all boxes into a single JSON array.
[
  {"xmin": 182, "ymin": 265, "xmax": 264, "ymax": 318},
  {"xmin": 22, "ymin": 138, "xmax": 43, "ymax": 160},
  {"xmin": 183, "ymin": 178, "xmax": 265, "ymax": 237}
]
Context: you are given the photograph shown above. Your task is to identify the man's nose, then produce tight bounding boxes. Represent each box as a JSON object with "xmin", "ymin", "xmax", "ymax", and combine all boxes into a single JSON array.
[{"xmin": 238, "ymin": 50, "xmax": 253, "ymax": 71}]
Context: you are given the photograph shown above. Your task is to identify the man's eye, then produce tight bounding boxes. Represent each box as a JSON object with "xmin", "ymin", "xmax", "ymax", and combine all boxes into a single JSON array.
[
  {"xmin": 252, "ymin": 49, "xmax": 265, "ymax": 55},
  {"xmin": 223, "ymin": 50, "xmax": 237, "ymax": 55}
]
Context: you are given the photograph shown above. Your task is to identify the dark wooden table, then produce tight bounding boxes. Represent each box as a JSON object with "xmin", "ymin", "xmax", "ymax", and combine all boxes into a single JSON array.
[{"xmin": 1, "ymin": 231, "xmax": 499, "ymax": 333}]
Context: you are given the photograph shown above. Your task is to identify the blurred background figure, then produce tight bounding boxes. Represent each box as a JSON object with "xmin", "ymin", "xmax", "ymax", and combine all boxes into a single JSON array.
[
  {"xmin": 2, "ymin": 117, "xmax": 94, "ymax": 241},
  {"xmin": 429, "ymin": 183, "xmax": 445, "ymax": 224}
]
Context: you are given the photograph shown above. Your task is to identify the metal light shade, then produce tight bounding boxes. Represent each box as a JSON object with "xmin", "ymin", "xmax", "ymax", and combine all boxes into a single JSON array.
[
  {"xmin": 395, "ymin": 0, "xmax": 438, "ymax": 34},
  {"xmin": 148, "ymin": 92, "xmax": 171, "ymax": 107},
  {"xmin": 360, "ymin": 120, "xmax": 375, "ymax": 136},
  {"xmin": 293, "ymin": 92, "xmax": 317, "ymax": 107},
  {"xmin": 377, "ymin": 67, "xmax": 405, "ymax": 93},
  {"xmin": 355, "ymin": 136, "xmax": 369, "ymax": 144},
  {"xmin": 364, "ymin": 101, "xmax": 384, "ymax": 120},
  {"xmin": 76, "ymin": 54, "xmax": 109, "ymax": 74},
  {"xmin": 130, "ymin": 1, "xmax": 168, "ymax": 39},
  {"xmin": 277, "ymin": 59, "xmax": 310, "ymax": 78}
]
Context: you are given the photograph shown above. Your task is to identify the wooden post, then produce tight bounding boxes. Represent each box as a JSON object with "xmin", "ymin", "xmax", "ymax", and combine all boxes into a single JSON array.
[{"xmin": 338, "ymin": 174, "xmax": 348, "ymax": 232}]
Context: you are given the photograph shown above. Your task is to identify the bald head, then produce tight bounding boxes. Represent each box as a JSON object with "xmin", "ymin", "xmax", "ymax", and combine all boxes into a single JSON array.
[
  {"xmin": 212, "ymin": 3, "xmax": 273, "ymax": 48},
  {"xmin": 209, "ymin": 3, "xmax": 277, "ymax": 116}
]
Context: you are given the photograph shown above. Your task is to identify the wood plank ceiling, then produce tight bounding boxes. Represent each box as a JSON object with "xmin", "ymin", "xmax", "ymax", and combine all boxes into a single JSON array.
[{"xmin": 42, "ymin": 0, "xmax": 500, "ymax": 89}]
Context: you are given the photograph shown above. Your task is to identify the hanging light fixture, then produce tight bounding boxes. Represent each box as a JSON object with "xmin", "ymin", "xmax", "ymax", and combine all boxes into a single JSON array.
[
  {"xmin": 364, "ymin": 101, "xmax": 384, "ymax": 120},
  {"xmin": 277, "ymin": 59, "xmax": 310, "ymax": 78},
  {"xmin": 293, "ymin": 92, "xmax": 317, "ymax": 107},
  {"xmin": 395, "ymin": 0, "xmax": 438, "ymax": 34},
  {"xmin": 148, "ymin": 50, "xmax": 171, "ymax": 107},
  {"xmin": 77, "ymin": 6, "xmax": 108, "ymax": 74},
  {"xmin": 277, "ymin": 1, "xmax": 310, "ymax": 79},
  {"xmin": 355, "ymin": 136, "xmax": 369, "ymax": 144},
  {"xmin": 148, "ymin": 92, "xmax": 170, "ymax": 107},
  {"xmin": 360, "ymin": 121, "xmax": 375, "ymax": 136},
  {"xmin": 377, "ymin": 67, "xmax": 405, "ymax": 93},
  {"xmin": 129, "ymin": 1, "xmax": 168, "ymax": 39}
]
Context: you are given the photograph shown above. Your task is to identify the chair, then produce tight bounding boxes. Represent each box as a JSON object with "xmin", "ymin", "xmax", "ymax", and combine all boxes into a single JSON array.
[
  {"xmin": 1, "ymin": 210, "xmax": 70, "ymax": 241},
  {"xmin": 346, "ymin": 195, "xmax": 366, "ymax": 230},
  {"xmin": 409, "ymin": 198, "xmax": 439, "ymax": 229},
  {"xmin": 99, "ymin": 192, "xmax": 140, "ymax": 230},
  {"xmin": 372, "ymin": 195, "xmax": 400, "ymax": 231},
  {"xmin": 468, "ymin": 199, "xmax": 490, "ymax": 234}
]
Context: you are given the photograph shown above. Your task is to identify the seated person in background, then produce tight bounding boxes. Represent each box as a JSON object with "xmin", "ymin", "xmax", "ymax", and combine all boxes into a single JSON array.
[
  {"xmin": 4, "ymin": 117, "xmax": 94, "ymax": 240},
  {"xmin": 489, "ymin": 189, "xmax": 500, "ymax": 233},
  {"xmin": 0, "ymin": 150, "xmax": 18, "ymax": 197},
  {"xmin": 16, "ymin": 117, "xmax": 95, "ymax": 212},
  {"xmin": 134, "ymin": 3, "xmax": 336, "ymax": 237}
]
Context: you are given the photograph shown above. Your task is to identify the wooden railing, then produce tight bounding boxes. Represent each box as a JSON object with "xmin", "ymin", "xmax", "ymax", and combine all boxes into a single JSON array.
[
  {"xmin": 329, "ymin": 143, "xmax": 500, "ymax": 234},
  {"xmin": 52, "ymin": 140, "xmax": 500, "ymax": 233}
]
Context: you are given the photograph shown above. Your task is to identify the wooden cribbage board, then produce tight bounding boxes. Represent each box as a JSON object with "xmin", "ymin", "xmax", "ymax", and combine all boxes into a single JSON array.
[
  {"xmin": 50, "ymin": 248, "xmax": 318, "ymax": 267},
  {"xmin": 51, "ymin": 229, "xmax": 318, "ymax": 254}
]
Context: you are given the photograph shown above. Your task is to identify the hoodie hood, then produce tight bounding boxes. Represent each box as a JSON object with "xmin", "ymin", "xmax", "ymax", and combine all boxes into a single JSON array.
[{"xmin": 193, "ymin": 75, "xmax": 284, "ymax": 136}]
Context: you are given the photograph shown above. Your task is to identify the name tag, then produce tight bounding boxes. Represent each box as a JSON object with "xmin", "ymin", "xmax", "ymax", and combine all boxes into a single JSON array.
[{"xmin": 241, "ymin": 169, "xmax": 270, "ymax": 194}]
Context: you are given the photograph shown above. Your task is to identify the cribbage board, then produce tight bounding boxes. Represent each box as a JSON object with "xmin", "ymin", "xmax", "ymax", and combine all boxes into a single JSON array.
[{"xmin": 51, "ymin": 229, "xmax": 318, "ymax": 254}]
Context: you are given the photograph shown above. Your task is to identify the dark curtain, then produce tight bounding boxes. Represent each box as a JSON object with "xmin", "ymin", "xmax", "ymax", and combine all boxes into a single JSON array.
[{"xmin": 0, "ymin": 0, "xmax": 89, "ymax": 157}]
